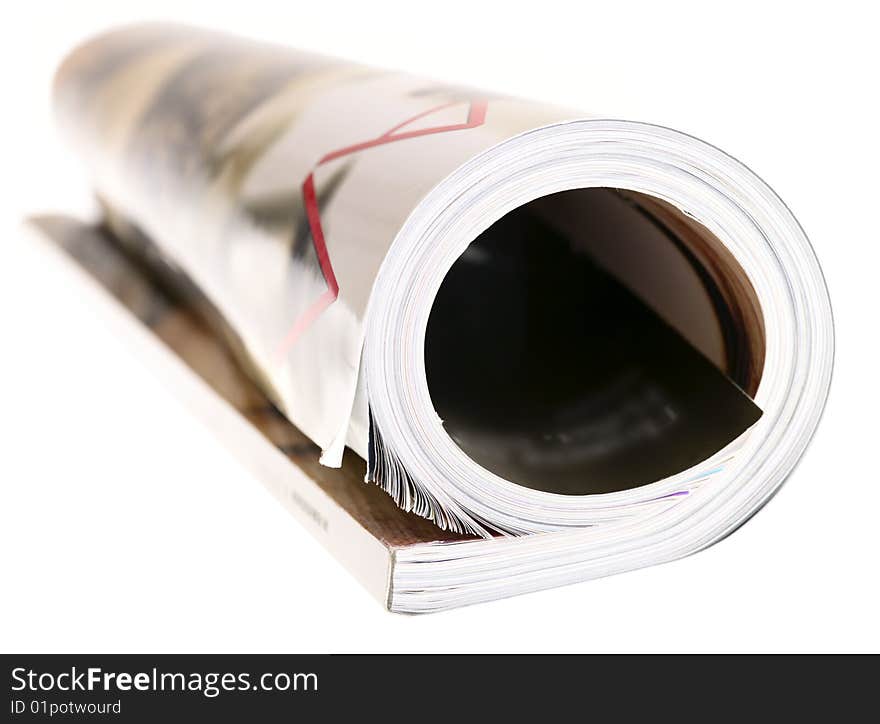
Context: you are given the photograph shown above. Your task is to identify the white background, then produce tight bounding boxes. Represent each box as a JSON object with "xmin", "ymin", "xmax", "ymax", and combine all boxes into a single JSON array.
[{"xmin": 2, "ymin": 1, "xmax": 878, "ymax": 652}]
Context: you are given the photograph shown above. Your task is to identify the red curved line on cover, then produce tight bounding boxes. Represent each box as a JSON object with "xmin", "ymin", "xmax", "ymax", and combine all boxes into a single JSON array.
[{"xmin": 275, "ymin": 99, "xmax": 489, "ymax": 356}]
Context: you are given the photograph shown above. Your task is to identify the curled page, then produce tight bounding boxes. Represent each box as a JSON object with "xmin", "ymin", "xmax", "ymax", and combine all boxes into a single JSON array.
[{"xmin": 54, "ymin": 24, "xmax": 833, "ymax": 540}]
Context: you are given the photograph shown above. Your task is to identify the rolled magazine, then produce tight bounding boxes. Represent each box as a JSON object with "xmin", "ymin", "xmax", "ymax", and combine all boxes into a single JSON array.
[{"xmin": 49, "ymin": 24, "xmax": 833, "ymax": 607}]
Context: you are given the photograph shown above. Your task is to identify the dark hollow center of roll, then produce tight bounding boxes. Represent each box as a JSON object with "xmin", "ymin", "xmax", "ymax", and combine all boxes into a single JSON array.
[{"xmin": 425, "ymin": 187, "xmax": 765, "ymax": 495}]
